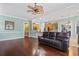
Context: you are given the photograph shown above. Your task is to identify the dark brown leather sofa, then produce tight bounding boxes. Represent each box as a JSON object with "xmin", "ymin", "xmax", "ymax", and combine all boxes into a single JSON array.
[{"xmin": 38, "ymin": 32, "xmax": 70, "ymax": 51}]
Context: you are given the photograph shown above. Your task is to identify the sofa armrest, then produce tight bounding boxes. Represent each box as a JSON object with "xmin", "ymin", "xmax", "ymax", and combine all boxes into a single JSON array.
[
  {"xmin": 63, "ymin": 39, "xmax": 69, "ymax": 42},
  {"xmin": 38, "ymin": 36, "xmax": 43, "ymax": 39},
  {"xmin": 56, "ymin": 37, "xmax": 69, "ymax": 42}
]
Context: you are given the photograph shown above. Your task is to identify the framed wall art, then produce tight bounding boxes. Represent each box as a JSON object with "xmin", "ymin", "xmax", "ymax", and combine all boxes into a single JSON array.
[{"xmin": 5, "ymin": 21, "xmax": 14, "ymax": 30}]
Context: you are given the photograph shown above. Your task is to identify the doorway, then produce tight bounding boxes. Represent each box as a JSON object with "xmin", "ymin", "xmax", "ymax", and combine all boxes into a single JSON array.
[
  {"xmin": 76, "ymin": 25, "xmax": 79, "ymax": 46},
  {"xmin": 23, "ymin": 23, "xmax": 29, "ymax": 36},
  {"xmin": 23, "ymin": 23, "xmax": 32, "ymax": 55}
]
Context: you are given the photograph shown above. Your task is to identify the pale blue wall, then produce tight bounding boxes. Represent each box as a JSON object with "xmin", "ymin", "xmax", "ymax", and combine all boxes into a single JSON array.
[
  {"xmin": 29, "ymin": 21, "xmax": 36, "ymax": 37},
  {"xmin": 0, "ymin": 15, "xmax": 28, "ymax": 40}
]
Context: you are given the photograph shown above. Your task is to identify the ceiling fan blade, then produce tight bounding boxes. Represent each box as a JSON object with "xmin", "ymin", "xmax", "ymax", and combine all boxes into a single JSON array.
[
  {"xmin": 27, "ymin": 5, "xmax": 34, "ymax": 10},
  {"xmin": 27, "ymin": 10, "xmax": 33, "ymax": 12}
]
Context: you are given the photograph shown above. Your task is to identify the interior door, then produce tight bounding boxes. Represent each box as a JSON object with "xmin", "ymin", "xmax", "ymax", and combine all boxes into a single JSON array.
[{"xmin": 76, "ymin": 26, "xmax": 79, "ymax": 46}]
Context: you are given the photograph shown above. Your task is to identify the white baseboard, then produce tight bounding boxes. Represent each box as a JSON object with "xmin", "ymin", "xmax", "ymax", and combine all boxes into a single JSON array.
[
  {"xmin": 0, "ymin": 37, "xmax": 24, "ymax": 41},
  {"xmin": 70, "ymin": 45, "xmax": 79, "ymax": 48}
]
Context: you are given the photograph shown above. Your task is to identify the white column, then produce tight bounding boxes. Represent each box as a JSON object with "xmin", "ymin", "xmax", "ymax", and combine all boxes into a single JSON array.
[
  {"xmin": 58, "ymin": 22, "xmax": 61, "ymax": 32},
  {"xmin": 29, "ymin": 20, "xmax": 36, "ymax": 38},
  {"xmin": 69, "ymin": 20, "xmax": 78, "ymax": 47}
]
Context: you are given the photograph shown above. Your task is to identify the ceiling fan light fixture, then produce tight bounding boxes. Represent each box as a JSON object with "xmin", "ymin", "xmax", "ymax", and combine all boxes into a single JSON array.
[{"xmin": 27, "ymin": 3, "xmax": 44, "ymax": 15}]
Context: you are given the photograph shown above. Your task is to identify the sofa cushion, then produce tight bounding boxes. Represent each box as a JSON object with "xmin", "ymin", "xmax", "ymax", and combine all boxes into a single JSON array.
[
  {"xmin": 56, "ymin": 32, "xmax": 69, "ymax": 41},
  {"xmin": 49, "ymin": 32, "xmax": 56, "ymax": 39},
  {"xmin": 43, "ymin": 32, "xmax": 49, "ymax": 38}
]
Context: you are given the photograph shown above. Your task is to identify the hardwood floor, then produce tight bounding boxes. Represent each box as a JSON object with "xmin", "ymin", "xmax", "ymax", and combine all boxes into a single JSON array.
[
  {"xmin": 38, "ymin": 44, "xmax": 68, "ymax": 56},
  {"xmin": 0, "ymin": 39, "xmax": 27, "ymax": 56},
  {"xmin": 0, "ymin": 37, "xmax": 79, "ymax": 56}
]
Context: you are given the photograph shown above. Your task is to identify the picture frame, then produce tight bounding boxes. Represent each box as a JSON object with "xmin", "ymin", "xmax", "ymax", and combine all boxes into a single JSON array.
[{"xmin": 5, "ymin": 21, "xmax": 14, "ymax": 30}]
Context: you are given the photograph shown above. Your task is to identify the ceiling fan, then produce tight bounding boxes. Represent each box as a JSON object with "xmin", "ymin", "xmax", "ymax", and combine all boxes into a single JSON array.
[{"xmin": 27, "ymin": 3, "xmax": 44, "ymax": 15}]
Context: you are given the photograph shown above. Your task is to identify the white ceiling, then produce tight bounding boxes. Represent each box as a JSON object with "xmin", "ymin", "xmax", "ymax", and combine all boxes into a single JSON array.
[{"xmin": 0, "ymin": 3, "xmax": 79, "ymax": 22}]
